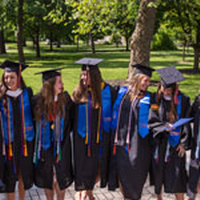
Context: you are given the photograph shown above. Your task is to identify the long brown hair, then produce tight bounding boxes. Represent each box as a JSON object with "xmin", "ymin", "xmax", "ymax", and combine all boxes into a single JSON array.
[
  {"xmin": 128, "ymin": 74, "xmax": 148, "ymax": 101},
  {"xmin": 156, "ymin": 82, "xmax": 177, "ymax": 123},
  {"xmin": 34, "ymin": 76, "xmax": 67, "ymax": 121},
  {"xmin": 72, "ymin": 68, "xmax": 103, "ymax": 109}
]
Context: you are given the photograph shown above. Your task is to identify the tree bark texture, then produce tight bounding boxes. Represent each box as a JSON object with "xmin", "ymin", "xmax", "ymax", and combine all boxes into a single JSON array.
[
  {"xmin": 129, "ymin": 0, "xmax": 157, "ymax": 77},
  {"xmin": 0, "ymin": 30, "xmax": 6, "ymax": 54},
  {"xmin": 89, "ymin": 31, "xmax": 95, "ymax": 54},
  {"xmin": 36, "ymin": 29, "xmax": 40, "ymax": 58},
  {"xmin": 17, "ymin": 0, "xmax": 25, "ymax": 63},
  {"xmin": 193, "ymin": 24, "xmax": 200, "ymax": 71}
]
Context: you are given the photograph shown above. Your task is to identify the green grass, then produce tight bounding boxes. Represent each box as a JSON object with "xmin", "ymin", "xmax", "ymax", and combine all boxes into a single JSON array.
[{"xmin": 0, "ymin": 42, "xmax": 199, "ymax": 101}]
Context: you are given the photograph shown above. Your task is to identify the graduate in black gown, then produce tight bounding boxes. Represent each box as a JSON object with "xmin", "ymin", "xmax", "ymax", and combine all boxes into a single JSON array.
[
  {"xmin": 72, "ymin": 58, "xmax": 116, "ymax": 200},
  {"xmin": 111, "ymin": 64, "xmax": 154, "ymax": 200},
  {"xmin": 148, "ymin": 67, "xmax": 191, "ymax": 200},
  {"xmin": 0, "ymin": 60, "xmax": 35, "ymax": 200},
  {"xmin": 33, "ymin": 68, "xmax": 73, "ymax": 200},
  {"xmin": 187, "ymin": 94, "xmax": 200, "ymax": 200}
]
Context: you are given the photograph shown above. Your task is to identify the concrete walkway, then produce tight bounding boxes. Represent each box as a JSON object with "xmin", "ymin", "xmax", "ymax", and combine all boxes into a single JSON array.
[{"xmin": 0, "ymin": 181, "xmax": 199, "ymax": 200}]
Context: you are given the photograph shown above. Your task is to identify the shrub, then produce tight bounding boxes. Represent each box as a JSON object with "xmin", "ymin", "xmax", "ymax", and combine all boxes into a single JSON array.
[{"xmin": 151, "ymin": 30, "xmax": 177, "ymax": 50}]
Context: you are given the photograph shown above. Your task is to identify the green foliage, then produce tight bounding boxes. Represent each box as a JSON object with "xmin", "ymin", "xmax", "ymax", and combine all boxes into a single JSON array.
[
  {"xmin": 109, "ymin": 0, "xmax": 139, "ymax": 46},
  {"xmin": 0, "ymin": 42, "xmax": 199, "ymax": 101},
  {"xmin": 67, "ymin": 0, "xmax": 113, "ymax": 36},
  {"xmin": 151, "ymin": 29, "xmax": 177, "ymax": 50}
]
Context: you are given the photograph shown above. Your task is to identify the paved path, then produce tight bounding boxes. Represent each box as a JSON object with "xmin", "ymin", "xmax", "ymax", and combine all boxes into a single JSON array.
[
  {"xmin": 0, "ymin": 153, "xmax": 199, "ymax": 199},
  {"xmin": 0, "ymin": 181, "xmax": 199, "ymax": 200}
]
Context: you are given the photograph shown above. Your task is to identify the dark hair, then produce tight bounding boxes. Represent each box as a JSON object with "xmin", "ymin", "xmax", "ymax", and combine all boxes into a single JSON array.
[
  {"xmin": 157, "ymin": 82, "xmax": 177, "ymax": 123},
  {"xmin": 72, "ymin": 68, "xmax": 103, "ymax": 109},
  {"xmin": 34, "ymin": 76, "xmax": 67, "ymax": 121}
]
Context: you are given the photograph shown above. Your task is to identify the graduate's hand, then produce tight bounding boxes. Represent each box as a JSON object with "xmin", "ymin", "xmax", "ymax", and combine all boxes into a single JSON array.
[
  {"xmin": 176, "ymin": 144, "xmax": 185, "ymax": 157},
  {"xmin": 166, "ymin": 123, "xmax": 173, "ymax": 132}
]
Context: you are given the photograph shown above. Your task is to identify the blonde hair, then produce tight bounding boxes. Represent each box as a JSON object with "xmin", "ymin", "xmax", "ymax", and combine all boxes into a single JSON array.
[{"xmin": 128, "ymin": 74, "xmax": 148, "ymax": 101}]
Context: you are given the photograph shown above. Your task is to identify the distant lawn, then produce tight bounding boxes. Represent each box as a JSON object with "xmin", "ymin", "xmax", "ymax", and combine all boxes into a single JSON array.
[{"xmin": 0, "ymin": 42, "xmax": 199, "ymax": 101}]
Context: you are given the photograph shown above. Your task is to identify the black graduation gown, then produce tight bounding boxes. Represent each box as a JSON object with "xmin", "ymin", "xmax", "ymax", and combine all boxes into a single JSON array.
[
  {"xmin": 148, "ymin": 92, "xmax": 191, "ymax": 194},
  {"xmin": 0, "ymin": 87, "xmax": 34, "ymax": 193},
  {"xmin": 114, "ymin": 93, "xmax": 152, "ymax": 200},
  {"xmin": 188, "ymin": 95, "xmax": 200, "ymax": 195},
  {"xmin": 33, "ymin": 92, "xmax": 73, "ymax": 190},
  {"xmin": 73, "ymin": 83, "xmax": 116, "ymax": 191}
]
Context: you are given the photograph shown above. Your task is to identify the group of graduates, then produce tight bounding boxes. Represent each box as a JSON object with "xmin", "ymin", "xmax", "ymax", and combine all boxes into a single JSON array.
[{"xmin": 0, "ymin": 58, "xmax": 200, "ymax": 200}]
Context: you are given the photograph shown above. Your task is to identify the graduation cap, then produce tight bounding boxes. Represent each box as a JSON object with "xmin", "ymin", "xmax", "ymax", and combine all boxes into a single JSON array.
[
  {"xmin": 35, "ymin": 68, "xmax": 63, "ymax": 82},
  {"xmin": 131, "ymin": 63, "xmax": 155, "ymax": 77},
  {"xmin": 156, "ymin": 66, "xmax": 185, "ymax": 88},
  {"xmin": 75, "ymin": 58, "xmax": 103, "ymax": 70},
  {"xmin": 0, "ymin": 60, "xmax": 28, "ymax": 74}
]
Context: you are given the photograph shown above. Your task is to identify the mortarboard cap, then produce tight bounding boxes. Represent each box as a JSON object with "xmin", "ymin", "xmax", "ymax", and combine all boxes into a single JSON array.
[
  {"xmin": 0, "ymin": 60, "xmax": 28, "ymax": 74},
  {"xmin": 75, "ymin": 58, "xmax": 103, "ymax": 71},
  {"xmin": 156, "ymin": 66, "xmax": 185, "ymax": 88},
  {"xmin": 131, "ymin": 63, "xmax": 155, "ymax": 77},
  {"xmin": 35, "ymin": 68, "xmax": 62, "ymax": 83}
]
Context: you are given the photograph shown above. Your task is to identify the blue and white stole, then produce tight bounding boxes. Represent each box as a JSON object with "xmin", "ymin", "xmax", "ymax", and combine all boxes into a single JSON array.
[
  {"xmin": 33, "ymin": 113, "xmax": 64, "ymax": 164},
  {"xmin": 0, "ymin": 89, "xmax": 34, "ymax": 160},
  {"xmin": 164, "ymin": 95, "xmax": 182, "ymax": 162},
  {"xmin": 113, "ymin": 90, "xmax": 150, "ymax": 154},
  {"xmin": 111, "ymin": 86, "xmax": 128, "ymax": 130},
  {"xmin": 195, "ymin": 109, "xmax": 200, "ymax": 161},
  {"xmin": 77, "ymin": 84, "xmax": 112, "ymax": 157}
]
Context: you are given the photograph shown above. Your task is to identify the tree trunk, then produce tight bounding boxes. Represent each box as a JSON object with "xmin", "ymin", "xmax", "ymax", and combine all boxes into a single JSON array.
[
  {"xmin": 17, "ymin": 0, "xmax": 25, "ymax": 63},
  {"xmin": 89, "ymin": 32, "xmax": 95, "ymax": 54},
  {"xmin": 182, "ymin": 41, "xmax": 186, "ymax": 62},
  {"xmin": 76, "ymin": 36, "xmax": 79, "ymax": 52},
  {"xmin": 49, "ymin": 30, "xmax": 53, "ymax": 51},
  {"xmin": 193, "ymin": 28, "xmax": 200, "ymax": 71},
  {"xmin": 193, "ymin": 46, "xmax": 200, "ymax": 71},
  {"xmin": 57, "ymin": 39, "xmax": 61, "ymax": 48},
  {"xmin": 32, "ymin": 38, "xmax": 35, "ymax": 49},
  {"xmin": 129, "ymin": 0, "xmax": 157, "ymax": 78},
  {"xmin": 23, "ymin": 38, "xmax": 26, "ymax": 47},
  {"xmin": 0, "ymin": 30, "xmax": 6, "ymax": 54},
  {"xmin": 125, "ymin": 35, "xmax": 129, "ymax": 51},
  {"xmin": 35, "ymin": 29, "xmax": 40, "ymax": 58}
]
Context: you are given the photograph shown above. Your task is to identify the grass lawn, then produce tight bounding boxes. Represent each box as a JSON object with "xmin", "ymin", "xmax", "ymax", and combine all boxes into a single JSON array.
[{"xmin": 0, "ymin": 42, "xmax": 199, "ymax": 101}]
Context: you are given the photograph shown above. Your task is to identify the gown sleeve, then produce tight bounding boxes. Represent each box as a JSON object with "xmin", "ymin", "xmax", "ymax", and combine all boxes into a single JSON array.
[
  {"xmin": 148, "ymin": 94, "xmax": 168, "ymax": 138},
  {"xmin": 108, "ymin": 85, "xmax": 121, "ymax": 190},
  {"xmin": 179, "ymin": 94, "xmax": 192, "ymax": 150}
]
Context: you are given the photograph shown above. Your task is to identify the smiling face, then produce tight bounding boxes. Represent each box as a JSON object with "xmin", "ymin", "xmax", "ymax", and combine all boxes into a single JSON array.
[
  {"xmin": 162, "ymin": 86, "xmax": 173, "ymax": 97},
  {"xmin": 139, "ymin": 75, "xmax": 151, "ymax": 92},
  {"xmin": 81, "ymin": 70, "xmax": 91, "ymax": 87},
  {"xmin": 4, "ymin": 71, "xmax": 18, "ymax": 91},
  {"xmin": 54, "ymin": 75, "xmax": 64, "ymax": 95}
]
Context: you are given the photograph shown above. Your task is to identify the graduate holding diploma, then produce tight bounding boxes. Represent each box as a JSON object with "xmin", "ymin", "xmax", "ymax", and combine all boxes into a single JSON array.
[{"xmin": 148, "ymin": 66, "xmax": 191, "ymax": 200}]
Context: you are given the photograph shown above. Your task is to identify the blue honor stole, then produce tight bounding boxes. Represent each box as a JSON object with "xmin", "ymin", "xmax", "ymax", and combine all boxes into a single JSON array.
[
  {"xmin": 195, "ymin": 109, "xmax": 200, "ymax": 160},
  {"xmin": 0, "ymin": 89, "xmax": 34, "ymax": 158},
  {"xmin": 111, "ymin": 86, "xmax": 128, "ymax": 130},
  {"xmin": 34, "ymin": 115, "xmax": 64, "ymax": 164},
  {"xmin": 138, "ymin": 93, "xmax": 150, "ymax": 138},
  {"xmin": 77, "ymin": 84, "xmax": 112, "ymax": 139},
  {"xmin": 168, "ymin": 95, "xmax": 182, "ymax": 147}
]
